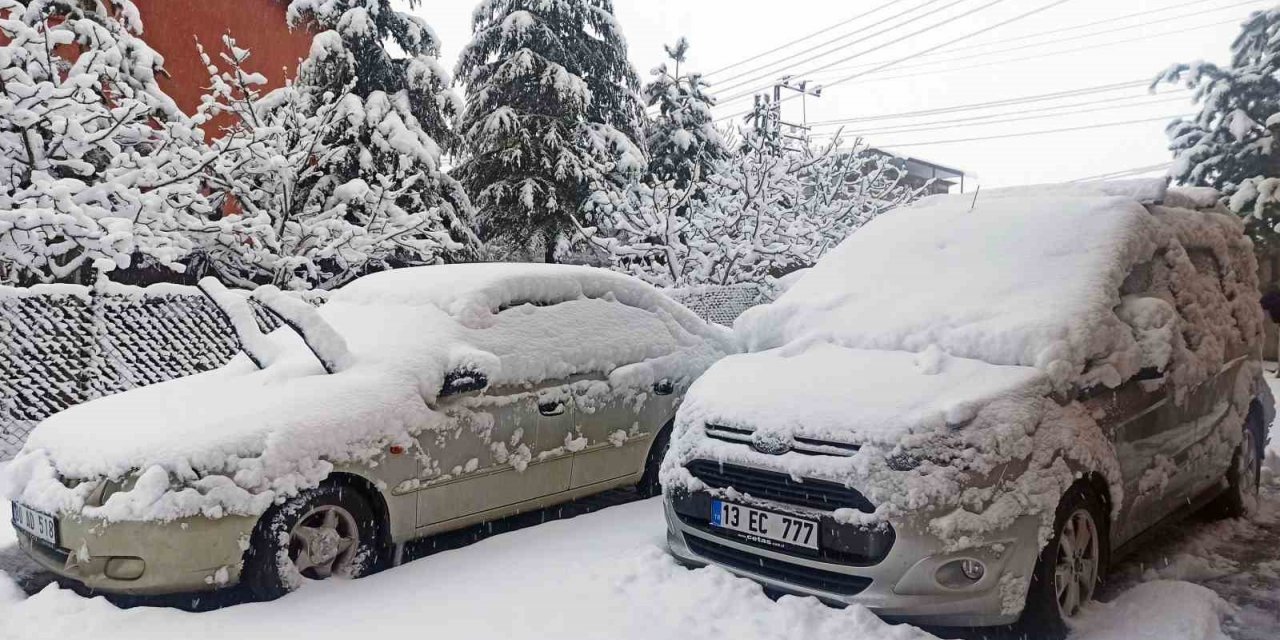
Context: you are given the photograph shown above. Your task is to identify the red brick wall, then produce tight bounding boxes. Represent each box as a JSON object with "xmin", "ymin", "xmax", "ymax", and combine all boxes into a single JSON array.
[{"xmin": 132, "ymin": 0, "xmax": 313, "ymax": 123}]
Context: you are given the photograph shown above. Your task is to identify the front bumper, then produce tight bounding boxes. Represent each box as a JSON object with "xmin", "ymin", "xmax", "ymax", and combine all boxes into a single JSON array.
[
  {"xmin": 13, "ymin": 506, "xmax": 258, "ymax": 596},
  {"xmin": 664, "ymin": 493, "xmax": 1042, "ymax": 627}
]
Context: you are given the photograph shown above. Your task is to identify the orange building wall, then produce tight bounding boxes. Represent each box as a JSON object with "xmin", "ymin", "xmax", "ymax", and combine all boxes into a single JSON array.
[{"xmin": 132, "ymin": 0, "xmax": 313, "ymax": 122}]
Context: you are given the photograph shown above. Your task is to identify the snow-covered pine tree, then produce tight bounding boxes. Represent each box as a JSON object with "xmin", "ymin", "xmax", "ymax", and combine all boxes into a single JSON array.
[
  {"xmin": 0, "ymin": 0, "xmax": 214, "ymax": 286},
  {"xmin": 192, "ymin": 34, "xmax": 480, "ymax": 290},
  {"xmin": 454, "ymin": 0, "xmax": 646, "ymax": 260},
  {"xmin": 644, "ymin": 38, "xmax": 729, "ymax": 190},
  {"xmin": 1156, "ymin": 7, "xmax": 1280, "ymax": 244}
]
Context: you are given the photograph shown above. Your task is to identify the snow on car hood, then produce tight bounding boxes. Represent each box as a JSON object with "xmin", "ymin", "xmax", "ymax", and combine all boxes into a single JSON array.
[
  {"xmin": 676, "ymin": 343, "xmax": 1049, "ymax": 446},
  {"xmin": 5, "ymin": 265, "xmax": 736, "ymax": 521}
]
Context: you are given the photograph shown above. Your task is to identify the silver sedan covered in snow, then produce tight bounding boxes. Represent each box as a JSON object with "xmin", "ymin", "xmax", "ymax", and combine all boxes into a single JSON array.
[{"xmin": 6, "ymin": 264, "xmax": 735, "ymax": 597}]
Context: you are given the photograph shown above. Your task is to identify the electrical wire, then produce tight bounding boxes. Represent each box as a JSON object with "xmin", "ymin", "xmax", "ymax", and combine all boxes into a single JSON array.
[
  {"xmin": 810, "ymin": 89, "xmax": 1187, "ymax": 129},
  {"xmin": 715, "ymin": 0, "xmax": 1073, "ymax": 122},
  {"xmin": 870, "ymin": 113, "xmax": 1189, "ymax": 148},
  {"xmin": 808, "ymin": 93, "xmax": 1191, "ymax": 137},
  {"xmin": 806, "ymin": 79, "xmax": 1151, "ymax": 125},
  {"xmin": 715, "ymin": 0, "xmax": 1017, "ymax": 107},
  {"xmin": 704, "ymin": 0, "xmax": 900, "ymax": 77},
  {"xmin": 1069, "ymin": 162, "xmax": 1173, "ymax": 182},
  {"xmin": 808, "ymin": 0, "xmax": 1265, "ymax": 77},
  {"xmin": 711, "ymin": 0, "xmax": 957, "ymax": 92}
]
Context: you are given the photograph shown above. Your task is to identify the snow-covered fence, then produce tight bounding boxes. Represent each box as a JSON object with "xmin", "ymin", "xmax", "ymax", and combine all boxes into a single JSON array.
[
  {"xmin": 665, "ymin": 283, "xmax": 770, "ymax": 327},
  {"xmin": 0, "ymin": 281, "xmax": 767, "ymax": 460},
  {"xmin": 0, "ymin": 283, "xmax": 326, "ymax": 460}
]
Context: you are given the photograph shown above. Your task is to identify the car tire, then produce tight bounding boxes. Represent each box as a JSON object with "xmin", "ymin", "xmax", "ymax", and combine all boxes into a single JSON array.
[
  {"xmin": 1013, "ymin": 482, "xmax": 1109, "ymax": 640},
  {"xmin": 1208, "ymin": 407, "xmax": 1263, "ymax": 519},
  {"xmin": 636, "ymin": 422, "xmax": 673, "ymax": 498},
  {"xmin": 242, "ymin": 482, "xmax": 383, "ymax": 601}
]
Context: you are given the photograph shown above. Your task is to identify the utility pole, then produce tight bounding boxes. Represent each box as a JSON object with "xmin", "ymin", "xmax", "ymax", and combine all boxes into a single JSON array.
[{"xmin": 772, "ymin": 76, "xmax": 823, "ymax": 148}]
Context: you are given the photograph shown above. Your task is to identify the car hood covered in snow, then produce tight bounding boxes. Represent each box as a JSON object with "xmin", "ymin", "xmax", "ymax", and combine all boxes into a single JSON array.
[
  {"xmin": 5, "ymin": 264, "xmax": 736, "ymax": 521},
  {"xmin": 678, "ymin": 344, "xmax": 1050, "ymax": 447}
]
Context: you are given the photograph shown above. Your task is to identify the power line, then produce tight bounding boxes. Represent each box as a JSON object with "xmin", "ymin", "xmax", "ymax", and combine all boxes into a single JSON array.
[
  {"xmin": 840, "ymin": 17, "xmax": 1241, "ymax": 86},
  {"xmin": 871, "ymin": 113, "xmax": 1189, "ymax": 148},
  {"xmin": 717, "ymin": 0, "xmax": 1073, "ymax": 123},
  {"xmin": 810, "ymin": 93, "xmax": 1191, "ymax": 137},
  {"xmin": 711, "ymin": 0, "xmax": 958, "ymax": 93},
  {"xmin": 810, "ymin": 89, "xmax": 1187, "ymax": 128},
  {"xmin": 807, "ymin": 79, "xmax": 1151, "ymax": 125},
  {"xmin": 704, "ymin": 0, "xmax": 900, "ymax": 77},
  {"xmin": 807, "ymin": 0, "xmax": 1265, "ymax": 77},
  {"xmin": 808, "ymin": 6, "xmax": 1259, "ymax": 80},
  {"xmin": 1069, "ymin": 162, "xmax": 1173, "ymax": 182},
  {"xmin": 715, "ymin": 0, "xmax": 1021, "ymax": 111}
]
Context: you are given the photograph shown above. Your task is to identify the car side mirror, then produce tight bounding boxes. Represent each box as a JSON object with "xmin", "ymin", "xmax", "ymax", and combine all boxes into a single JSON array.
[{"xmin": 441, "ymin": 369, "xmax": 488, "ymax": 397}]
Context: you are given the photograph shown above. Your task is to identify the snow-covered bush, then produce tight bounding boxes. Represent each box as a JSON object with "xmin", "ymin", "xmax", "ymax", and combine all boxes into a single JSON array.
[
  {"xmin": 579, "ymin": 125, "xmax": 920, "ymax": 287},
  {"xmin": 453, "ymin": 0, "xmax": 646, "ymax": 260},
  {"xmin": 1155, "ymin": 7, "xmax": 1280, "ymax": 244},
  {"xmin": 0, "ymin": 0, "xmax": 216, "ymax": 286},
  {"xmin": 189, "ymin": 4, "xmax": 480, "ymax": 290}
]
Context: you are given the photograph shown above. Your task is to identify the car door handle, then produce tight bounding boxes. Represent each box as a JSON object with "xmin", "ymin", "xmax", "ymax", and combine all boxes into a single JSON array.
[
  {"xmin": 654, "ymin": 381, "xmax": 674, "ymax": 396},
  {"xmin": 538, "ymin": 401, "xmax": 566, "ymax": 417}
]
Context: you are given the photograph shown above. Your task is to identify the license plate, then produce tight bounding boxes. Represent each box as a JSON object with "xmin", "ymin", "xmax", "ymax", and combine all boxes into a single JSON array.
[
  {"xmin": 11, "ymin": 503, "xmax": 58, "ymax": 547},
  {"xmin": 711, "ymin": 499, "xmax": 818, "ymax": 550}
]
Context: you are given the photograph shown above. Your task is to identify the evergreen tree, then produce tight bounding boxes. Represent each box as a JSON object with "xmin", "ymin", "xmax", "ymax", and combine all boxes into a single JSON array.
[
  {"xmin": 1156, "ymin": 7, "xmax": 1280, "ymax": 244},
  {"xmin": 0, "ymin": 0, "xmax": 214, "ymax": 286},
  {"xmin": 454, "ymin": 0, "xmax": 646, "ymax": 260},
  {"xmin": 644, "ymin": 38, "xmax": 729, "ymax": 190}
]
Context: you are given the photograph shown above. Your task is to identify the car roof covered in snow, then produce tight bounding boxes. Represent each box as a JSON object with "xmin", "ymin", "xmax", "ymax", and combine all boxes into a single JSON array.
[{"xmin": 735, "ymin": 179, "xmax": 1259, "ymax": 388}]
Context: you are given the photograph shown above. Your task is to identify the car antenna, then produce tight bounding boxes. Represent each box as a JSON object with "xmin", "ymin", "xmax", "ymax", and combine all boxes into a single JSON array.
[
  {"xmin": 197, "ymin": 277, "xmax": 275, "ymax": 369},
  {"xmin": 968, "ymin": 185, "xmax": 981, "ymax": 213}
]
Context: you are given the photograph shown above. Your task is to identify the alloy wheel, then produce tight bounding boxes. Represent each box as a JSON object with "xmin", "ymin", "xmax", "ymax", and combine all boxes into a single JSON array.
[
  {"xmin": 288, "ymin": 504, "xmax": 360, "ymax": 579},
  {"xmin": 1053, "ymin": 508, "xmax": 1100, "ymax": 619}
]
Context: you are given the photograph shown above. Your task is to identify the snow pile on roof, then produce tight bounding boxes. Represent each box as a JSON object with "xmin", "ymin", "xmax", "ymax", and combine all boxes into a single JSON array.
[
  {"xmin": 5, "ymin": 265, "xmax": 734, "ymax": 522},
  {"xmin": 736, "ymin": 179, "xmax": 1260, "ymax": 392}
]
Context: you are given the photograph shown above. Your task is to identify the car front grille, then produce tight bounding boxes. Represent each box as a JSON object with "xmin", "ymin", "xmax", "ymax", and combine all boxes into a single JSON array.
[
  {"xmin": 685, "ymin": 460, "xmax": 874, "ymax": 513},
  {"xmin": 684, "ymin": 534, "xmax": 872, "ymax": 596},
  {"xmin": 703, "ymin": 425, "xmax": 860, "ymax": 457}
]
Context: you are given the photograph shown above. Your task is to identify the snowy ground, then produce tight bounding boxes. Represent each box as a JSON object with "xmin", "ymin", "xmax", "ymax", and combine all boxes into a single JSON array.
[{"xmin": 3, "ymin": 394, "xmax": 1280, "ymax": 640}]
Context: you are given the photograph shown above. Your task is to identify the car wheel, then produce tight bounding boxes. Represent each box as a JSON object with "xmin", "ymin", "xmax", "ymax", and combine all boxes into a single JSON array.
[
  {"xmin": 1014, "ymin": 483, "xmax": 1108, "ymax": 640},
  {"xmin": 242, "ymin": 482, "xmax": 382, "ymax": 601},
  {"xmin": 636, "ymin": 422, "xmax": 672, "ymax": 498},
  {"xmin": 1209, "ymin": 409, "xmax": 1262, "ymax": 519}
]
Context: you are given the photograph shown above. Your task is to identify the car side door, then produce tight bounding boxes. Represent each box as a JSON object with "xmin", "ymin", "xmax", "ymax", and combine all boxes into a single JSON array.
[
  {"xmin": 569, "ymin": 376, "xmax": 680, "ymax": 489},
  {"xmin": 412, "ymin": 380, "xmax": 576, "ymax": 529}
]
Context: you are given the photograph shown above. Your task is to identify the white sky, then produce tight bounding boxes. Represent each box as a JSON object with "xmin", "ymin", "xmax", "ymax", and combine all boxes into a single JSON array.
[{"xmin": 399, "ymin": 0, "xmax": 1266, "ymax": 189}]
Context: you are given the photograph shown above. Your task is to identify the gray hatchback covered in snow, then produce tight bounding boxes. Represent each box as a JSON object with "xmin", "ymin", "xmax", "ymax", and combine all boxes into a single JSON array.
[{"xmin": 661, "ymin": 180, "xmax": 1273, "ymax": 637}]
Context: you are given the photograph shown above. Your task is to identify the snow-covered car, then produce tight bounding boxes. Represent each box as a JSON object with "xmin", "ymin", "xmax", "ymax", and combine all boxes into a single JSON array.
[
  {"xmin": 661, "ymin": 180, "xmax": 1274, "ymax": 638},
  {"xmin": 4, "ymin": 264, "xmax": 736, "ymax": 598}
]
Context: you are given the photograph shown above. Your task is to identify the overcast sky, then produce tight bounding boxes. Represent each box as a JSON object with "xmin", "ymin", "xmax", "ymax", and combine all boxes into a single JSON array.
[{"xmin": 398, "ymin": 0, "xmax": 1268, "ymax": 189}]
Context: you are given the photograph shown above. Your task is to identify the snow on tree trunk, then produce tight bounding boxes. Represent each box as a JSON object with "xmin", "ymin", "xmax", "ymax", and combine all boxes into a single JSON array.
[{"xmin": 453, "ymin": 0, "xmax": 646, "ymax": 260}]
